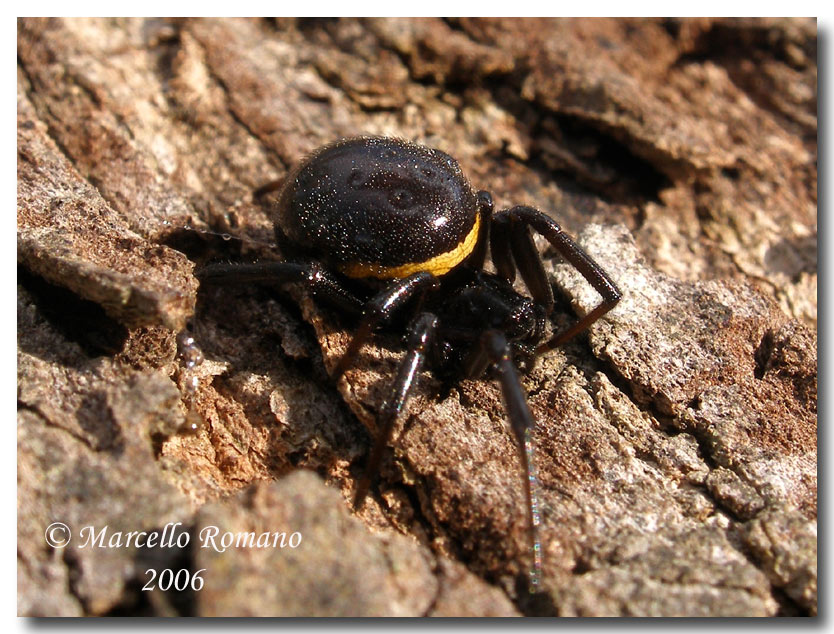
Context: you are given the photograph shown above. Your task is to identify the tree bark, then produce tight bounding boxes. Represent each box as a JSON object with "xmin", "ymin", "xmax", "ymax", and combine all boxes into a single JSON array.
[{"xmin": 18, "ymin": 17, "xmax": 816, "ymax": 616}]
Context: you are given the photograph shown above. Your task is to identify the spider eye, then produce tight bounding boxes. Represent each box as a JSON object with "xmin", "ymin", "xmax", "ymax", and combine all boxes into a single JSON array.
[{"xmin": 388, "ymin": 188, "xmax": 414, "ymax": 209}]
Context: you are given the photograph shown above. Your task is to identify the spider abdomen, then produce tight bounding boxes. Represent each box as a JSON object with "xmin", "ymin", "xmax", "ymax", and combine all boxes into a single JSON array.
[{"xmin": 274, "ymin": 137, "xmax": 481, "ymax": 280}]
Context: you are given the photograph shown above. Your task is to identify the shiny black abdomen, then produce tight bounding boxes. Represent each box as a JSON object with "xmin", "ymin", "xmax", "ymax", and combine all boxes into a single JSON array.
[{"xmin": 273, "ymin": 137, "xmax": 480, "ymax": 276}]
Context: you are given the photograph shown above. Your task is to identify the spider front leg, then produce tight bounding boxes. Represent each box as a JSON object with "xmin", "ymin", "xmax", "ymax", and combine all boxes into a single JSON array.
[
  {"xmin": 465, "ymin": 330, "xmax": 543, "ymax": 592},
  {"xmin": 353, "ymin": 312, "xmax": 438, "ymax": 508},
  {"xmin": 491, "ymin": 206, "xmax": 621, "ymax": 356},
  {"xmin": 334, "ymin": 271, "xmax": 439, "ymax": 378}
]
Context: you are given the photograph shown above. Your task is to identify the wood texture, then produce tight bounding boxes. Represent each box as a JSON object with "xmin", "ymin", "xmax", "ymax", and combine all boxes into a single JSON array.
[{"xmin": 18, "ymin": 18, "xmax": 816, "ymax": 616}]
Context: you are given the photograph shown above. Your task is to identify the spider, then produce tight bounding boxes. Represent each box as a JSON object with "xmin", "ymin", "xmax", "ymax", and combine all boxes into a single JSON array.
[{"xmin": 196, "ymin": 137, "xmax": 621, "ymax": 591}]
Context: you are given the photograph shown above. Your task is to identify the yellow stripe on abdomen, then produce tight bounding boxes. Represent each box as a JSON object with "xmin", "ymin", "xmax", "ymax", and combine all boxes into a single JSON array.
[{"xmin": 339, "ymin": 214, "xmax": 480, "ymax": 280}]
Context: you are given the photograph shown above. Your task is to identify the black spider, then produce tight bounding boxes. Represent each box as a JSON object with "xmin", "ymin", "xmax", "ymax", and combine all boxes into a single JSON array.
[{"xmin": 196, "ymin": 137, "xmax": 621, "ymax": 591}]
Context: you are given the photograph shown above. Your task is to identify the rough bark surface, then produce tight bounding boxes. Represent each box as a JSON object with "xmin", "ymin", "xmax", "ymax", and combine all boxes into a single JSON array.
[{"xmin": 18, "ymin": 18, "xmax": 816, "ymax": 616}]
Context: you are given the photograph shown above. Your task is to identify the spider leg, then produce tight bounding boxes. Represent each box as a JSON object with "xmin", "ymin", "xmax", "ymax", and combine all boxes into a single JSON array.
[
  {"xmin": 353, "ymin": 312, "xmax": 439, "ymax": 509},
  {"xmin": 465, "ymin": 190, "xmax": 495, "ymax": 271},
  {"xmin": 197, "ymin": 260, "xmax": 365, "ymax": 316},
  {"xmin": 334, "ymin": 271, "xmax": 439, "ymax": 379},
  {"xmin": 252, "ymin": 177, "xmax": 285, "ymax": 199},
  {"xmin": 466, "ymin": 330, "xmax": 543, "ymax": 592},
  {"xmin": 492, "ymin": 206, "xmax": 621, "ymax": 354},
  {"xmin": 489, "ymin": 212, "xmax": 517, "ymax": 283}
]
